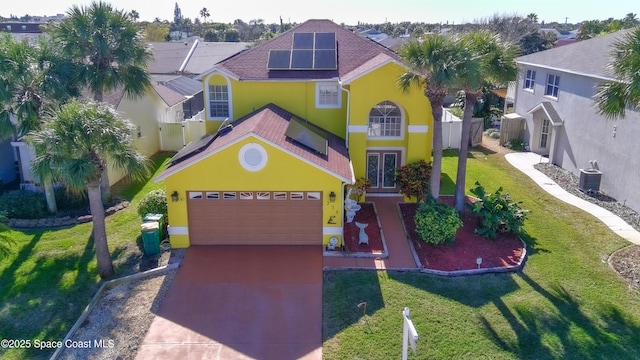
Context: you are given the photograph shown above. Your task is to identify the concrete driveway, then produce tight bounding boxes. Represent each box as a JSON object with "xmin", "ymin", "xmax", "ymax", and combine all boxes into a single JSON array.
[{"xmin": 137, "ymin": 245, "xmax": 323, "ymax": 360}]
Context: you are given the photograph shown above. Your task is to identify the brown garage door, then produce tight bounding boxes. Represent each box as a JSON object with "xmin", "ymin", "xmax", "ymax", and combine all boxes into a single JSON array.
[{"xmin": 187, "ymin": 191, "xmax": 322, "ymax": 245}]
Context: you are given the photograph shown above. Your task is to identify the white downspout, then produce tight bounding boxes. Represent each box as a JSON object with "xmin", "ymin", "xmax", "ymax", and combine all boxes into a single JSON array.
[{"xmin": 340, "ymin": 81, "xmax": 351, "ymax": 148}]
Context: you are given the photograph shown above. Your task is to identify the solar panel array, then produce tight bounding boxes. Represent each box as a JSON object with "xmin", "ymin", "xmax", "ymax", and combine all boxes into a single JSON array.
[
  {"xmin": 284, "ymin": 116, "xmax": 329, "ymax": 155},
  {"xmin": 267, "ymin": 32, "xmax": 337, "ymax": 70}
]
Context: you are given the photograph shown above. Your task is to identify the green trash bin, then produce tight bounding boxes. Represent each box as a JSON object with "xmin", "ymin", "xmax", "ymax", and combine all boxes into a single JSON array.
[
  {"xmin": 143, "ymin": 214, "xmax": 165, "ymax": 240},
  {"xmin": 141, "ymin": 221, "xmax": 160, "ymax": 255}
]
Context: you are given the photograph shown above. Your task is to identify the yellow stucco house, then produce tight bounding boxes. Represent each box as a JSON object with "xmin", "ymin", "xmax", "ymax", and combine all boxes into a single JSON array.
[{"xmin": 156, "ymin": 19, "xmax": 433, "ymax": 249}]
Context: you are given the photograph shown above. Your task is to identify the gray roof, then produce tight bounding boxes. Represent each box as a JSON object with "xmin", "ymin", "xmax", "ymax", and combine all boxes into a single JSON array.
[
  {"xmin": 148, "ymin": 40, "xmax": 250, "ymax": 76},
  {"xmin": 185, "ymin": 41, "xmax": 251, "ymax": 75},
  {"xmin": 152, "ymin": 75, "xmax": 202, "ymax": 97},
  {"xmin": 516, "ymin": 29, "xmax": 633, "ymax": 81}
]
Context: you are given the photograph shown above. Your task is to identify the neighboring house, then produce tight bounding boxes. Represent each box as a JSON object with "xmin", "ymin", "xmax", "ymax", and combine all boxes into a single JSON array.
[
  {"xmin": 0, "ymin": 22, "xmax": 46, "ymax": 42},
  {"xmin": 511, "ymin": 29, "xmax": 640, "ymax": 213},
  {"xmin": 0, "ymin": 139, "xmax": 17, "ymax": 186},
  {"xmin": 11, "ymin": 40, "xmax": 247, "ymax": 189},
  {"xmin": 148, "ymin": 39, "xmax": 250, "ymax": 77},
  {"xmin": 358, "ymin": 28, "xmax": 389, "ymax": 42},
  {"xmin": 156, "ymin": 19, "xmax": 432, "ymax": 249},
  {"xmin": 378, "ymin": 36, "xmax": 410, "ymax": 51}
]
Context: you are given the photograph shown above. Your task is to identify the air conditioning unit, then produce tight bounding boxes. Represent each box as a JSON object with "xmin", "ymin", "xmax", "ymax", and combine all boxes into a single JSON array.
[{"xmin": 579, "ymin": 169, "xmax": 602, "ymax": 193}]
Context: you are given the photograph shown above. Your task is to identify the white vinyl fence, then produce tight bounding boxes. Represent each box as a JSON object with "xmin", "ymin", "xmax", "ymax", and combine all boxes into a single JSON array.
[{"xmin": 442, "ymin": 108, "xmax": 462, "ymax": 149}]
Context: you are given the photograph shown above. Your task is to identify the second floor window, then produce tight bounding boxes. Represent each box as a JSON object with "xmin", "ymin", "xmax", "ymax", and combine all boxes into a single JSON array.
[
  {"xmin": 209, "ymin": 85, "xmax": 229, "ymax": 118},
  {"xmin": 524, "ymin": 69, "xmax": 536, "ymax": 90},
  {"xmin": 545, "ymin": 74, "xmax": 560, "ymax": 98},
  {"xmin": 316, "ymin": 82, "xmax": 340, "ymax": 108}
]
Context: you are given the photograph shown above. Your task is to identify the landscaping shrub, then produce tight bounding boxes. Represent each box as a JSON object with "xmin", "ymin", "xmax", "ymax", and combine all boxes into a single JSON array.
[
  {"xmin": 484, "ymin": 128, "xmax": 501, "ymax": 139},
  {"xmin": 504, "ymin": 138, "xmax": 526, "ymax": 151},
  {"xmin": 0, "ymin": 190, "xmax": 48, "ymax": 219},
  {"xmin": 54, "ymin": 186, "xmax": 88, "ymax": 211},
  {"xmin": 346, "ymin": 177, "xmax": 370, "ymax": 202},
  {"xmin": 395, "ymin": 160, "xmax": 432, "ymax": 203},
  {"xmin": 468, "ymin": 181, "xmax": 528, "ymax": 239},
  {"xmin": 414, "ymin": 200, "xmax": 462, "ymax": 245},
  {"xmin": 137, "ymin": 189, "xmax": 168, "ymax": 219}
]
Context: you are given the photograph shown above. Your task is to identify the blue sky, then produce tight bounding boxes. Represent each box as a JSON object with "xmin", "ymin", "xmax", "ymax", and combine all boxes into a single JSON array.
[{"xmin": 2, "ymin": 0, "xmax": 638, "ymax": 25}]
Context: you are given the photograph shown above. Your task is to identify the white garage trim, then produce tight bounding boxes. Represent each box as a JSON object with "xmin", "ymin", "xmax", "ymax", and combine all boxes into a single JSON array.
[{"xmin": 168, "ymin": 226, "xmax": 189, "ymax": 235}]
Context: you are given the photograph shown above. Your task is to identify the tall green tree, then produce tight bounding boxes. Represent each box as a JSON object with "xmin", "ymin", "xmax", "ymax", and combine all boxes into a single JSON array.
[
  {"xmin": 200, "ymin": 7, "xmax": 210, "ymax": 23},
  {"xmin": 453, "ymin": 31, "xmax": 518, "ymax": 212},
  {"xmin": 0, "ymin": 34, "xmax": 78, "ymax": 213},
  {"xmin": 173, "ymin": 2, "xmax": 183, "ymax": 31},
  {"xmin": 594, "ymin": 27, "xmax": 640, "ymax": 119},
  {"xmin": 399, "ymin": 35, "xmax": 466, "ymax": 201},
  {"xmin": 49, "ymin": 1, "xmax": 152, "ymax": 204},
  {"xmin": 27, "ymin": 99, "xmax": 150, "ymax": 278}
]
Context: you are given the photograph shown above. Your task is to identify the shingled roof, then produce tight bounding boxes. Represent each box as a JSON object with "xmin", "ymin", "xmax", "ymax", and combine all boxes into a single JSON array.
[
  {"xmin": 516, "ymin": 29, "xmax": 633, "ymax": 81},
  {"xmin": 215, "ymin": 19, "xmax": 400, "ymax": 80},
  {"xmin": 157, "ymin": 103, "xmax": 353, "ymax": 182}
]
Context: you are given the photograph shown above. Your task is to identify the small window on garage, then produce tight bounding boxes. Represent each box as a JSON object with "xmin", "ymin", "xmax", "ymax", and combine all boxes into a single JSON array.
[
  {"xmin": 307, "ymin": 192, "xmax": 321, "ymax": 200},
  {"xmin": 240, "ymin": 192, "xmax": 253, "ymax": 200},
  {"xmin": 189, "ymin": 191, "xmax": 203, "ymax": 199},
  {"xmin": 206, "ymin": 192, "xmax": 219, "ymax": 199},
  {"xmin": 223, "ymin": 191, "xmax": 236, "ymax": 200},
  {"xmin": 257, "ymin": 192, "xmax": 270, "ymax": 200},
  {"xmin": 274, "ymin": 191, "xmax": 287, "ymax": 200},
  {"xmin": 290, "ymin": 192, "xmax": 304, "ymax": 200}
]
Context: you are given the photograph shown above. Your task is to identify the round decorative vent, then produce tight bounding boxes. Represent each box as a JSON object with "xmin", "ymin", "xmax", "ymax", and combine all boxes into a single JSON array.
[{"xmin": 238, "ymin": 143, "xmax": 267, "ymax": 171}]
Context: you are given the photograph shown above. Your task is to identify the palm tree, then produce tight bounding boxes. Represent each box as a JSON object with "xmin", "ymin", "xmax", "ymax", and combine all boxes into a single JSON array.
[
  {"xmin": 200, "ymin": 7, "xmax": 210, "ymax": 23},
  {"xmin": 595, "ymin": 27, "xmax": 640, "ymax": 119},
  {"xmin": 27, "ymin": 99, "xmax": 150, "ymax": 278},
  {"xmin": 399, "ymin": 35, "xmax": 466, "ymax": 201},
  {"xmin": 0, "ymin": 34, "xmax": 78, "ymax": 213},
  {"xmin": 453, "ymin": 31, "xmax": 518, "ymax": 212},
  {"xmin": 49, "ymin": 1, "xmax": 153, "ymax": 204}
]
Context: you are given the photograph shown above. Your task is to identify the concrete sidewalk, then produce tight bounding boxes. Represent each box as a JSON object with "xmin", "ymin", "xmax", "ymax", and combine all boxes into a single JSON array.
[{"xmin": 505, "ymin": 152, "xmax": 640, "ymax": 245}]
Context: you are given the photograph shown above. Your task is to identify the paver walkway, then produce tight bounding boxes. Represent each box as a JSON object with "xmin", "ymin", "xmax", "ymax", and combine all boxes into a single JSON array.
[{"xmin": 322, "ymin": 195, "xmax": 418, "ymax": 270}]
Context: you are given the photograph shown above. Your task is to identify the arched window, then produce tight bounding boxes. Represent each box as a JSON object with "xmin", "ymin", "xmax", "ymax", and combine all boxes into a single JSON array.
[{"xmin": 368, "ymin": 101, "xmax": 402, "ymax": 138}]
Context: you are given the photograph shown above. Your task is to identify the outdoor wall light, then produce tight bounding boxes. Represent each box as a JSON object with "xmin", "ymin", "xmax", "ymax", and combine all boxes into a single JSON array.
[
  {"xmin": 329, "ymin": 191, "xmax": 336, "ymax": 203},
  {"xmin": 171, "ymin": 191, "xmax": 179, "ymax": 202}
]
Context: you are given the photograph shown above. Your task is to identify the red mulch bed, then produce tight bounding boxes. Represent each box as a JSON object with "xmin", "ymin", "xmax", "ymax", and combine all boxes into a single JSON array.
[
  {"xmin": 343, "ymin": 203, "xmax": 385, "ymax": 254},
  {"xmin": 399, "ymin": 198, "xmax": 525, "ymax": 271}
]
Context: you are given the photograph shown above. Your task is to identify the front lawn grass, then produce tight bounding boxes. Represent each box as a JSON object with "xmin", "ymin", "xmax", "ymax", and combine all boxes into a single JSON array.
[
  {"xmin": 0, "ymin": 153, "xmax": 172, "ymax": 360},
  {"xmin": 323, "ymin": 149, "xmax": 640, "ymax": 359}
]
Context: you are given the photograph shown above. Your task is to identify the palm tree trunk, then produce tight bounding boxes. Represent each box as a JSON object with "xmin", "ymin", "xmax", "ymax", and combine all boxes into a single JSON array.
[
  {"xmin": 100, "ymin": 168, "xmax": 111, "ymax": 205},
  {"xmin": 88, "ymin": 181, "xmax": 113, "ymax": 278},
  {"xmin": 454, "ymin": 92, "xmax": 478, "ymax": 212},
  {"xmin": 43, "ymin": 179, "xmax": 58, "ymax": 214},
  {"xmin": 430, "ymin": 104, "xmax": 444, "ymax": 201}
]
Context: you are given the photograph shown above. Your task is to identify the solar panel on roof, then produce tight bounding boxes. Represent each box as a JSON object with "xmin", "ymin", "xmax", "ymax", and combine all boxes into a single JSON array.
[
  {"xmin": 169, "ymin": 133, "xmax": 215, "ymax": 165},
  {"xmin": 293, "ymin": 33, "xmax": 314, "ymax": 49},
  {"xmin": 285, "ymin": 117, "xmax": 328, "ymax": 155},
  {"xmin": 267, "ymin": 50, "xmax": 292, "ymax": 69},
  {"xmin": 314, "ymin": 49, "xmax": 337, "ymax": 70},
  {"xmin": 314, "ymin": 32, "xmax": 336, "ymax": 50},
  {"xmin": 291, "ymin": 49, "xmax": 314, "ymax": 69},
  {"xmin": 268, "ymin": 32, "xmax": 337, "ymax": 71}
]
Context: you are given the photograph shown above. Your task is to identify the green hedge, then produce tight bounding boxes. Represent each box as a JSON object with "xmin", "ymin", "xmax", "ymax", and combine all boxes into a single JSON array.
[
  {"xmin": 137, "ymin": 189, "xmax": 168, "ymax": 220},
  {"xmin": 414, "ymin": 200, "xmax": 462, "ymax": 245},
  {"xmin": 0, "ymin": 190, "xmax": 48, "ymax": 219}
]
